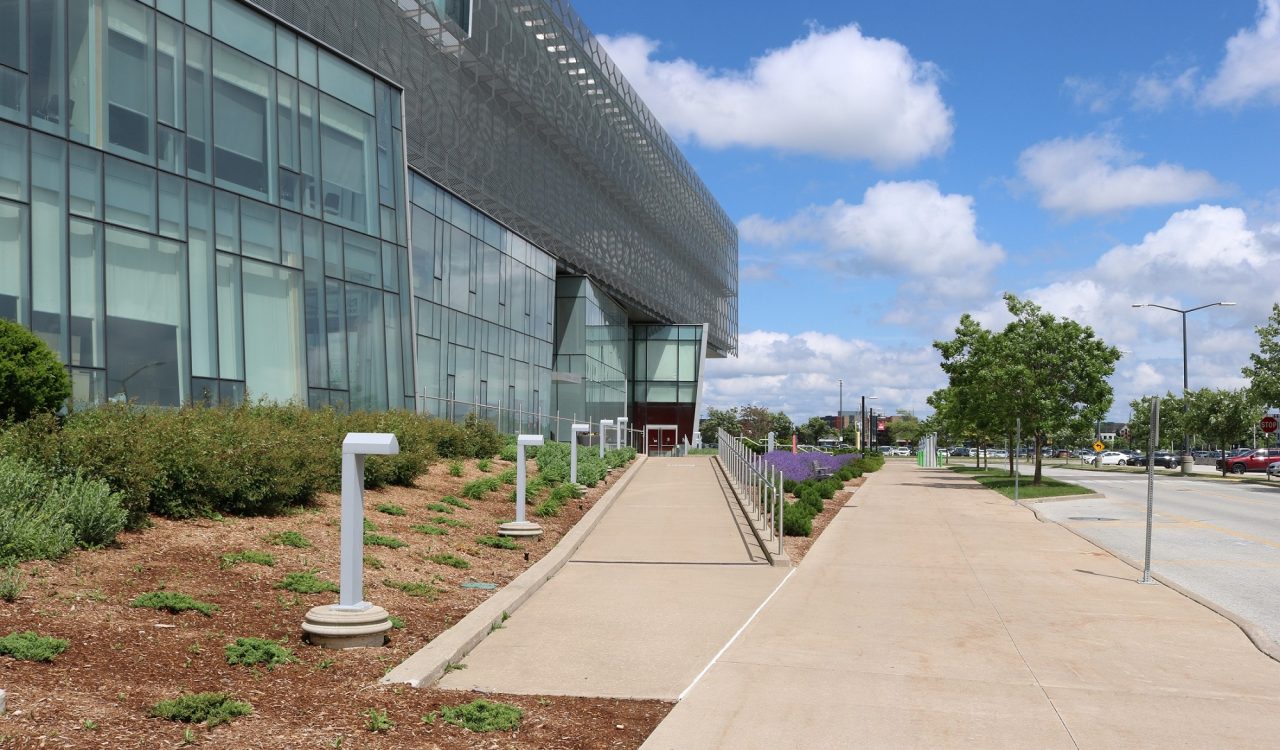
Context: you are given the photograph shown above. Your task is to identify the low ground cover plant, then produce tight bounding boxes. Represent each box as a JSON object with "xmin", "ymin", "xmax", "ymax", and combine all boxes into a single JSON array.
[
  {"xmin": 425, "ymin": 553, "xmax": 470, "ymax": 569},
  {"xmin": 266, "ymin": 531, "xmax": 311, "ymax": 548},
  {"xmin": 410, "ymin": 524, "xmax": 449, "ymax": 536},
  {"xmin": 276, "ymin": 571, "xmax": 338, "ymax": 594},
  {"xmin": 0, "ymin": 630, "xmax": 70, "ymax": 662},
  {"xmin": 476, "ymin": 535, "xmax": 519, "ymax": 550},
  {"xmin": 219, "ymin": 550, "xmax": 276, "ymax": 569},
  {"xmin": 149, "ymin": 692, "xmax": 253, "ymax": 727},
  {"xmin": 363, "ymin": 532, "xmax": 407, "ymax": 549},
  {"xmin": 424, "ymin": 699, "xmax": 523, "ymax": 732},
  {"xmin": 375, "ymin": 503, "xmax": 406, "ymax": 516},
  {"xmin": 130, "ymin": 592, "xmax": 219, "ymax": 616},
  {"xmin": 439, "ymin": 495, "xmax": 470, "ymax": 509},
  {"xmin": 383, "ymin": 579, "xmax": 441, "ymax": 599},
  {"xmin": 224, "ymin": 637, "xmax": 295, "ymax": 668},
  {"xmin": 461, "ymin": 476, "xmax": 501, "ymax": 500}
]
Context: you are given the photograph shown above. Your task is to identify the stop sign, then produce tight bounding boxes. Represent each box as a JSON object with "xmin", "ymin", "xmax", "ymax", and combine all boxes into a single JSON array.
[{"xmin": 1263, "ymin": 416, "xmax": 1278, "ymax": 434}]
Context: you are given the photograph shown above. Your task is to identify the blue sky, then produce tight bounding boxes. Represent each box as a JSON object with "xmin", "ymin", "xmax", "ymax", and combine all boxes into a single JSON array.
[{"xmin": 573, "ymin": 0, "xmax": 1280, "ymax": 421}]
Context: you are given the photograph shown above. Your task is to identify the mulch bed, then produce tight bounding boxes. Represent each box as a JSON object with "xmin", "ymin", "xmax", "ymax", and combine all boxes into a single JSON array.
[
  {"xmin": 0, "ymin": 458, "xmax": 671, "ymax": 748},
  {"xmin": 783, "ymin": 477, "xmax": 866, "ymax": 564}
]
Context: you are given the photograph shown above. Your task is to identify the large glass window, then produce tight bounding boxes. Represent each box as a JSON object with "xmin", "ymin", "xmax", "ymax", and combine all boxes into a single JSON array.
[
  {"xmin": 69, "ymin": 219, "xmax": 104, "ymax": 368},
  {"xmin": 0, "ymin": 0, "xmax": 25, "ymax": 71},
  {"xmin": 243, "ymin": 259, "xmax": 304, "ymax": 402},
  {"xmin": 31, "ymin": 134, "xmax": 67, "ymax": 358},
  {"xmin": 215, "ymin": 251, "xmax": 243, "ymax": 380},
  {"xmin": 212, "ymin": 43, "xmax": 274, "ymax": 199},
  {"xmin": 319, "ymin": 94, "xmax": 375, "ymax": 233},
  {"xmin": 346, "ymin": 283, "xmax": 385, "ymax": 410},
  {"xmin": 105, "ymin": 0, "xmax": 154, "ymax": 159},
  {"xmin": 29, "ymin": 0, "xmax": 66, "ymax": 135},
  {"xmin": 105, "ymin": 156, "xmax": 157, "ymax": 232},
  {"xmin": 105, "ymin": 227, "xmax": 188, "ymax": 405},
  {"xmin": 0, "ymin": 199, "xmax": 28, "ymax": 324},
  {"xmin": 0, "ymin": 122, "xmax": 27, "ymax": 201}
]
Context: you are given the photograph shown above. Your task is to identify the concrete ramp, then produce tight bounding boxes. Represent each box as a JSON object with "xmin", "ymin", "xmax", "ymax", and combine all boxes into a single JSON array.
[{"xmin": 437, "ymin": 455, "xmax": 787, "ymax": 699}]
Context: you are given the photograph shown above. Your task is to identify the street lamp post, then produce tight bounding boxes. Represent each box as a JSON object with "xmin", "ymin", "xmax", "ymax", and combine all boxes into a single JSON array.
[
  {"xmin": 838, "ymin": 379, "xmax": 843, "ymax": 436},
  {"xmin": 860, "ymin": 395, "xmax": 878, "ymax": 453},
  {"xmin": 1132, "ymin": 301, "xmax": 1236, "ymax": 474}
]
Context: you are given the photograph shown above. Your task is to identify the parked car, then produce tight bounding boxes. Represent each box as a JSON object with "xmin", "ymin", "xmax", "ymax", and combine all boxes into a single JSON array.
[
  {"xmin": 1268, "ymin": 461, "xmax": 1280, "ymax": 479},
  {"xmin": 878, "ymin": 446, "xmax": 894, "ymax": 455},
  {"xmin": 1216, "ymin": 449, "xmax": 1280, "ymax": 474},
  {"xmin": 1084, "ymin": 451, "xmax": 1128, "ymax": 466},
  {"xmin": 891, "ymin": 446, "xmax": 912, "ymax": 456},
  {"xmin": 1149, "ymin": 451, "xmax": 1179, "ymax": 469}
]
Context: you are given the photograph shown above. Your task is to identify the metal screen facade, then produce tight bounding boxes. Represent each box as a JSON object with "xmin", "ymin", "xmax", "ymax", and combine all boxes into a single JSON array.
[{"xmin": 245, "ymin": 0, "xmax": 738, "ymax": 356}]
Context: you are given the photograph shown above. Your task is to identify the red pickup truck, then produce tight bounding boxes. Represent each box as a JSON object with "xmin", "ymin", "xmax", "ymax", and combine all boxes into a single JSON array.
[{"xmin": 1216, "ymin": 449, "xmax": 1280, "ymax": 474}]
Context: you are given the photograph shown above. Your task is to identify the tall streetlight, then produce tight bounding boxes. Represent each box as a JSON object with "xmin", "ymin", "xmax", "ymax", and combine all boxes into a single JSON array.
[
  {"xmin": 837, "ymin": 379, "xmax": 843, "ymax": 435},
  {"xmin": 861, "ymin": 395, "xmax": 878, "ymax": 453},
  {"xmin": 1131, "ymin": 301, "xmax": 1236, "ymax": 474}
]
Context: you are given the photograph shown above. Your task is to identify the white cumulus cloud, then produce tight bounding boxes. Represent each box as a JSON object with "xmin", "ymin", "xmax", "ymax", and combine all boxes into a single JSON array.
[
  {"xmin": 1018, "ymin": 135, "xmax": 1225, "ymax": 218},
  {"xmin": 1202, "ymin": 0, "xmax": 1280, "ymax": 106},
  {"xmin": 597, "ymin": 25, "xmax": 953, "ymax": 167},
  {"xmin": 738, "ymin": 181, "xmax": 1003, "ymax": 325},
  {"xmin": 703, "ymin": 330, "xmax": 942, "ymax": 420}
]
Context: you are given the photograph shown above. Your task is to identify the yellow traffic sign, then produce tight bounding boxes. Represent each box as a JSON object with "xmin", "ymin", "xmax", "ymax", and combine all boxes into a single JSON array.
[{"xmin": 1093, "ymin": 441, "xmax": 1105, "ymax": 452}]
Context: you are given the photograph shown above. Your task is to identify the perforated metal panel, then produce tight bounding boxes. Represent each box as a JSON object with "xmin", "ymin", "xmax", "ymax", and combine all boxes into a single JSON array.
[{"xmin": 247, "ymin": 0, "xmax": 738, "ymax": 356}]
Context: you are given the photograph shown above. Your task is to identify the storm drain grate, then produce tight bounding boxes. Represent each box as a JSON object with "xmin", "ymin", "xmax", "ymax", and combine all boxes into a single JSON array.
[{"xmin": 1068, "ymin": 516, "xmax": 1119, "ymax": 522}]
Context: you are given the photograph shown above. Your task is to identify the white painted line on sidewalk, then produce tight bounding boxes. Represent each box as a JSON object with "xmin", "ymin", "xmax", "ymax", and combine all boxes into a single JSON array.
[{"xmin": 677, "ymin": 567, "xmax": 798, "ymax": 701}]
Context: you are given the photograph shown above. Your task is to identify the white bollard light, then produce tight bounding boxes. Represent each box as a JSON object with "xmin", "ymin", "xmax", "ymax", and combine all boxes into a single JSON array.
[
  {"xmin": 616, "ymin": 417, "xmax": 629, "ymax": 450},
  {"xmin": 570, "ymin": 423, "xmax": 590, "ymax": 484},
  {"xmin": 499, "ymin": 435, "xmax": 545, "ymax": 538},
  {"xmin": 302, "ymin": 432, "xmax": 398, "ymax": 649},
  {"xmin": 767, "ymin": 431, "xmax": 776, "ymax": 453},
  {"xmin": 599, "ymin": 419, "xmax": 614, "ymax": 459}
]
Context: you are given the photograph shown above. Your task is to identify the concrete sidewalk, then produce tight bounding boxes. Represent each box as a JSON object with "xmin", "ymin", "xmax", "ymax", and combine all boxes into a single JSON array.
[
  {"xmin": 643, "ymin": 460, "xmax": 1280, "ymax": 749},
  {"xmin": 438, "ymin": 455, "xmax": 787, "ymax": 699}
]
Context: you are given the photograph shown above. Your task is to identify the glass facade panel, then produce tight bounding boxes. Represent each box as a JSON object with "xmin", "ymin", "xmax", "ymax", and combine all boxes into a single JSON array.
[
  {"xmin": 2, "ymin": 0, "xmax": 409, "ymax": 412},
  {"xmin": 105, "ymin": 227, "xmax": 188, "ymax": 405},
  {"xmin": 242, "ymin": 258, "xmax": 303, "ymax": 402}
]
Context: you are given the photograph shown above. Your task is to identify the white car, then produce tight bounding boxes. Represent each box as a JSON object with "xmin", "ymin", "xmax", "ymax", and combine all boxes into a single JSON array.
[
  {"xmin": 1086, "ymin": 451, "xmax": 1128, "ymax": 466},
  {"xmin": 1268, "ymin": 461, "xmax": 1280, "ymax": 478},
  {"xmin": 891, "ymin": 446, "xmax": 912, "ymax": 456}
]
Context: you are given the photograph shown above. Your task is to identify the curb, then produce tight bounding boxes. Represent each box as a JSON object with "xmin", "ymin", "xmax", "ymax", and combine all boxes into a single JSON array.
[
  {"xmin": 381, "ymin": 454, "xmax": 650, "ymax": 688},
  {"xmin": 1016, "ymin": 497, "xmax": 1280, "ymax": 666}
]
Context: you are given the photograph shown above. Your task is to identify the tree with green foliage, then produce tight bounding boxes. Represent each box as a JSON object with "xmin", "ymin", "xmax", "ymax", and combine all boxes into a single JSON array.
[
  {"xmin": 1127, "ymin": 393, "xmax": 1185, "ymax": 453},
  {"xmin": 887, "ymin": 410, "xmax": 923, "ymax": 446},
  {"xmin": 1186, "ymin": 387, "xmax": 1262, "ymax": 475},
  {"xmin": 796, "ymin": 416, "xmax": 833, "ymax": 446},
  {"xmin": 737, "ymin": 405, "xmax": 793, "ymax": 441},
  {"xmin": 0, "ymin": 319, "xmax": 70, "ymax": 422},
  {"xmin": 1243, "ymin": 303, "xmax": 1280, "ymax": 409},
  {"xmin": 698, "ymin": 407, "xmax": 740, "ymax": 446},
  {"xmin": 935, "ymin": 294, "xmax": 1121, "ymax": 484}
]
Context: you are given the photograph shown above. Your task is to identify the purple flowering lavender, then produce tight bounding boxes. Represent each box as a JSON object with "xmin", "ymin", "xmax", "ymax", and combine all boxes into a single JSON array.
[{"xmin": 761, "ymin": 451, "xmax": 860, "ymax": 482}]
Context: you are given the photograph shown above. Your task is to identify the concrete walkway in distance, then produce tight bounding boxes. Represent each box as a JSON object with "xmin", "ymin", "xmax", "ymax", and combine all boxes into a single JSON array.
[
  {"xmin": 438, "ymin": 455, "xmax": 787, "ymax": 699},
  {"xmin": 643, "ymin": 460, "xmax": 1280, "ymax": 749}
]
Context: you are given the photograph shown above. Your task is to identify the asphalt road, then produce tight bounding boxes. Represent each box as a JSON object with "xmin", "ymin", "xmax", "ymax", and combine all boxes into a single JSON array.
[{"xmin": 1035, "ymin": 466, "xmax": 1280, "ymax": 651}]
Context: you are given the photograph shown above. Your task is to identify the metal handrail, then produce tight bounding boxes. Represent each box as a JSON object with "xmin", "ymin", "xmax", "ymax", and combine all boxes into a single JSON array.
[{"xmin": 717, "ymin": 428, "xmax": 784, "ymax": 559}]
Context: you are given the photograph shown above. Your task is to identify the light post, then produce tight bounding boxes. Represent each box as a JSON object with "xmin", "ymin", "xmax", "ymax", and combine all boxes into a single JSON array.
[
  {"xmin": 838, "ymin": 378, "xmax": 843, "ymax": 435},
  {"xmin": 499, "ymin": 434, "xmax": 545, "ymax": 539},
  {"xmin": 570, "ymin": 423, "xmax": 589, "ymax": 484},
  {"xmin": 598, "ymin": 419, "xmax": 614, "ymax": 459},
  {"xmin": 861, "ymin": 395, "xmax": 878, "ymax": 453},
  {"xmin": 616, "ymin": 416, "xmax": 628, "ymax": 450},
  {"xmin": 1132, "ymin": 301, "xmax": 1235, "ymax": 474}
]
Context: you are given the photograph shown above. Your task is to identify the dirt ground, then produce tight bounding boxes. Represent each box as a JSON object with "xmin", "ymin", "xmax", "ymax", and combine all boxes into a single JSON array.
[{"xmin": 0, "ymin": 457, "xmax": 672, "ymax": 749}]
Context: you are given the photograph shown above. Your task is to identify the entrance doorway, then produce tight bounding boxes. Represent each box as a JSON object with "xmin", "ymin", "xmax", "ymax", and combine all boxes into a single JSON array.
[{"xmin": 645, "ymin": 424, "xmax": 678, "ymax": 456}]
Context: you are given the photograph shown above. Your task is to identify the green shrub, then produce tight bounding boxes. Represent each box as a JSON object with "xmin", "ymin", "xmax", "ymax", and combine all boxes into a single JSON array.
[
  {"xmin": 0, "ymin": 565, "xmax": 25, "ymax": 602},
  {"xmin": 149, "ymin": 692, "xmax": 252, "ymax": 727},
  {"xmin": 816, "ymin": 480, "xmax": 837, "ymax": 500},
  {"xmin": 603, "ymin": 447, "xmax": 636, "ymax": 469},
  {"xmin": 224, "ymin": 637, "xmax": 295, "ymax": 668},
  {"xmin": 0, "ymin": 630, "xmax": 69, "ymax": 662},
  {"xmin": 130, "ymin": 592, "xmax": 218, "ymax": 616},
  {"xmin": 461, "ymin": 413, "xmax": 503, "ymax": 458},
  {"xmin": 364, "ymin": 554, "xmax": 385, "ymax": 569},
  {"xmin": 439, "ymin": 495, "xmax": 470, "ymax": 509},
  {"xmin": 426, "ymin": 699, "xmax": 523, "ymax": 732},
  {"xmin": 431, "ymin": 517, "xmax": 469, "ymax": 528},
  {"xmin": 476, "ymin": 535, "xmax": 519, "ymax": 550},
  {"xmin": 461, "ymin": 476, "xmax": 500, "ymax": 500},
  {"xmin": 477, "ymin": 458, "xmax": 492, "ymax": 472},
  {"xmin": 496, "ymin": 468, "xmax": 516, "ymax": 485},
  {"xmin": 267, "ymin": 531, "xmax": 311, "ymax": 548},
  {"xmin": 498, "ymin": 443, "xmax": 518, "ymax": 462},
  {"xmin": 364, "ymin": 708, "xmax": 394, "ymax": 732},
  {"xmin": 448, "ymin": 461, "xmax": 463, "ymax": 477},
  {"xmin": 426, "ymin": 502, "xmax": 453, "ymax": 514},
  {"xmin": 0, "ymin": 456, "xmax": 126, "ymax": 562},
  {"xmin": 426, "ymin": 553, "xmax": 470, "ymax": 569},
  {"xmin": 0, "ymin": 319, "xmax": 71, "ymax": 422},
  {"xmin": 376, "ymin": 503, "xmax": 406, "ymax": 516},
  {"xmin": 576, "ymin": 455, "xmax": 607, "ymax": 487},
  {"xmin": 410, "ymin": 524, "xmax": 448, "ymax": 536},
  {"xmin": 782, "ymin": 479, "xmax": 799, "ymax": 494},
  {"xmin": 219, "ymin": 550, "xmax": 276, "ymax": 569},
  {"xmin": 276, "ymin": 571, "xmax": 338, "ymax": 594},
  {"xmin": 534, "ymin": 443, "xmax": 571, "ymax": 484},
  {"xmin": 363, "ymin": 533, "xmax": 407, "ymax": 549},
  {"xmin": 783, "ymin": 502, "xmax": 814, "ymax": 537},
  {"xmin": 797, "ymin": 489, "xmax": 823, "ymax": 516}
]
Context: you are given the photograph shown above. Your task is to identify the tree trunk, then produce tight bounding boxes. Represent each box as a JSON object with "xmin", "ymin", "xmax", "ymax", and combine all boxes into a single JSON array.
[
  {"xmin": 1033, "ymin": 433, "xmax": 1043, "ymax": 485},
  {"xmin": 1007, "ymin": 432, "xmax": 1015, "ymax": 476}
]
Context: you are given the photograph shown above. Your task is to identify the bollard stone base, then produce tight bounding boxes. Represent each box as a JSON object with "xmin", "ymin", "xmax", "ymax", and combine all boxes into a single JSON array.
[
  {"xmin": 302, "ymin": 604, "xmax": 392, "ymax": 649},
  {"xmin": 497, "ymin": 520, "xmax": 543, "ymax": 539},
  {"xmin": 1180, "ymin": 455, "xmax": 1195, "ymax": 475}
]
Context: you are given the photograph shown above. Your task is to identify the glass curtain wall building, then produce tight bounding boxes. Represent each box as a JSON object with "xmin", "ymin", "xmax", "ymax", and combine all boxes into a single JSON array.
[{"xmin": 0, "ymin": 0, "xmax": 737, "ymax": 450}]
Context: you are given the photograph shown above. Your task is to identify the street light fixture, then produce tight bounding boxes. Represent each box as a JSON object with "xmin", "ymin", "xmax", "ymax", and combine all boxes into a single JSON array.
[
  {"xmin": 837, "ymin": 379, "xmax": 843, "ymax": 434},
  {"xmin": 1131, "ymin": 301, "xmax": 1236, "ymax": 474}
]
